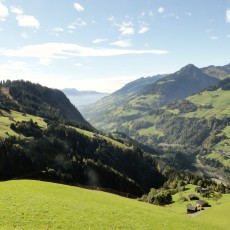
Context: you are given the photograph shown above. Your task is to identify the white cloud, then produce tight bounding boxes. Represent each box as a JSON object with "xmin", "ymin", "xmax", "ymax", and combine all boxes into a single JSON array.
[
  {"xmin": 93, "ymin": 38, "xmax": 108, "ymax": 44},
  {"xmin": 74, "ymin": 63, "xmax": 82, "ymax": 67},
  {"xmin": 11, "ymin": 6, "xmax": 23, "ymax": 14},
  {"xmin": 0, "ymin": 2, "xmax": 9, "ymax": 20},
  {"xmin": 54, "ymin": 27, "xmax": 64, "ymax": 32},
  {"xmin": 205, "ymin": 28, "xmax": 212, "ymax": 33},
  {"xmin": 227, "ymin": 35, "xmax": 230, "ymax": 38},
  {"xmin": 148, "ymin": 11, "xmax": 154, "ymax": 17},
  {"xmin": 119, "ymin": 21, "xmax": 135, "ymax": 36},
  {"xmin": 158, "ymin": 7, "xmax": 164, "ymax": 13},
  {"xmin": 108, "ymin": 16, "xmax": 115, "ymax": 22},
  {"xmin": 74, "ymin": 3, "xmax": 84, "ymax": 12},
  {"xmin": 0, "ymin": 61, "xmax": 30, "ymax": 75},
  {"xmin": 138, "ymin": 26, "xmax": 149, "ymax": 34},
  {"xmin": 68, "ymin": 18, "xmax": 87, "ymax": 32},
  {"xmin": 39, "ymin": 58, "xmax": 52, "ymax": 65},
  {"xmin": 110, "ymin": 40, "xmax": 132, "ymax": 47},
  {"xmin": 2, "ymin": 43, "xmax": 168, "ymax": 60},
  {"xmin": 16, "ymin": 14, "xmax": 40, "ymax": 28},
  {"xmin": 226, "ymin": 9, "xmax": 230, "ymax": 23},
  {"xmin": 51, "ymin": 27, "xmax": 64, "ymax": 36},
  {"xmin": 140, "ymin": 12, "xmax": 145, "ymax": 17},
  {"xmin": 21, "ymin": 32, "xmax": 28, "ymax": 39},
  {"xmin": 210, "ymin": 36, "xmax": 219, "ymax": 40},
  {"xmin": 164, "ymin": 13, "xmax": 180, "ymax": 20}
]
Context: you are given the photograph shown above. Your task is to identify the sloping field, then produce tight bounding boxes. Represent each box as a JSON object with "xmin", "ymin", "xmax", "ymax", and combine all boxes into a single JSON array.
[
  {"xmin": 185, "ymin": 89, "xmax": 230, "ymax": 118},
  {"xmin": 0, "ymin": 180, "xmax": 229, "ymax": 229},
  {"xmin": 0, "ymin": 109, "xmax": 46, "ymax": 138}
]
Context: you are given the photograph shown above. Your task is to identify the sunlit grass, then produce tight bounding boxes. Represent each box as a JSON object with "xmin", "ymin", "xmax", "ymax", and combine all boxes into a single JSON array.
[
  {"xmin": 185, "ymin": 89, "xmax": 230, "ymax": 119},
  {"xmin": 0, "ymin": 109, "xmax": 46, "ymax": 138},
  {"xmin": 73, "ymin": 127, "xmax": 131, "ymax": 150},
  {"xmin": 0, "ymin": 180, "xmax": 229, "ymax": 230}
]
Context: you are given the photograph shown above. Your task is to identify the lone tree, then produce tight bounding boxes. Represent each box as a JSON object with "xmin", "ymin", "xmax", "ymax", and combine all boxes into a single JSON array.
[{"xmin": 212, "ymin": 192, "xmax": 222, "ymax": 204}]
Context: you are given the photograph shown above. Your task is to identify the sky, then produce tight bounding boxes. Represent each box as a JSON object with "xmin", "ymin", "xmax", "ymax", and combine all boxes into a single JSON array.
[{"xmin": 0, "ymin": 0, "xmax": 230, "ymax": 93}]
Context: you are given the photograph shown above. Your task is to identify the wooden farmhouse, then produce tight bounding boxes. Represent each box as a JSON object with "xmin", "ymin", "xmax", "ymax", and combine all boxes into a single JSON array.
[
  {"xmin": 188, "ymin": 194, "xmax": 199, "ymax": 201},
  {"xmin": 196, "ymin": 200, "xmax": 209, "ymax": 209},
  {"xmin": 187, "ymin": 204, "xmax": 197, "ymax": 214}
]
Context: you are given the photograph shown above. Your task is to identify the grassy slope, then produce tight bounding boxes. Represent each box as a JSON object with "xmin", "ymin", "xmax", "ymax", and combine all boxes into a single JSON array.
[
  {"xmin": 73, "ymin": 127, "xmax": 131, "ymax": 150},
  {"xmin": 128, "ymin": 88, "xmax": 230, "ymax": 153},
  {"xmin": 185, "ymin": 89, "xmax": 230, "ymax": 119},
  {"xmin": 0, "ymin": 109, "xmax": 47, "ymax": 138},
  {"xmin": 0, "ymin": 108, "xmax": 130, "ymax": 150},
  {"xmin": 183, "ymin": 89, "xmax": 230, "ymax": 165},
  {"xmin": 0, "ymin": 180, "xmax": 229, "ymax": 230}
]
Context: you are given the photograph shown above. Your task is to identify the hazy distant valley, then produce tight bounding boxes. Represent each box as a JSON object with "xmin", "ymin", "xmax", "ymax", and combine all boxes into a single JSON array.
[{"xmin": 62, "ymin": 88, "xmax": 109, "ymax": 107}]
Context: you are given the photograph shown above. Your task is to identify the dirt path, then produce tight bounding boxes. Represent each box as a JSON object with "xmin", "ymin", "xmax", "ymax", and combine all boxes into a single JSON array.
[{"xmin": 188, "ymin": 209, "xmax": 204, "ymax": 218}]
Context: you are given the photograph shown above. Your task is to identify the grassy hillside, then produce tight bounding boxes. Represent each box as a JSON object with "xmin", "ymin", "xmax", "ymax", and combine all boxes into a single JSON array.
[
  {"xmin": 0, "ymin": 180, "xmax": 229, "ymax": 230},
  {"xmin": 185, "ymin": 88, "xmax": 230, "ymax": 119},
  {"xmin": 0, "ymin": 109, "xmax": 46, "ymax": 138},
  {"xmin": 0, "ymin": 108, "xmax": 130, "ymax": 150}
]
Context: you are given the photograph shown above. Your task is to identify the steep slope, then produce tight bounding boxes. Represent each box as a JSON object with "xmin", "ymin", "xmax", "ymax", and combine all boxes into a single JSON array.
[{"xmin": 0, "ymin": 80, "xmax": 91, "ymax": 129}]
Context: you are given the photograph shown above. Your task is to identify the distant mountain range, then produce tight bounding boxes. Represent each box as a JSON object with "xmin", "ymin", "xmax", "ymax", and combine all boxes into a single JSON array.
[{"xmin": 62, "ymin": 88, "xmax": 109, "ymax": 107}]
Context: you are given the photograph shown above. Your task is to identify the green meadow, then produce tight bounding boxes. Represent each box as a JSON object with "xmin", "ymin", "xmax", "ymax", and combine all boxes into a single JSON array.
[
  {"xmin": 0, "ymin": 109, "xmax": 46, "ymax": 138},
  {"xmin": 185, "ymin": 89, "xmax": 230, "ymax": 119},
  {"xmin": 0, "ymin": 180, "xmax": 229, "ymax": 230}
]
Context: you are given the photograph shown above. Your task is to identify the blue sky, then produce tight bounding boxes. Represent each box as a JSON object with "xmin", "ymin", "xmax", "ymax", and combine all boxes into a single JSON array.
[{"xmin": 0, "ymin": 0, "xmax": 229, "ymax": 92}]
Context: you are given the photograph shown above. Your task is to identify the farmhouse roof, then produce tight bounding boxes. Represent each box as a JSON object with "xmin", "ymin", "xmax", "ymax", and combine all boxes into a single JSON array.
[
  {"xmin": 188, "ymin": 194, "xmax": 199, "ymax": 200},
  {"xmin": 197, "ymin": 200, "xmax": 208, "ymax": 206},
  {"xmin": 187, "ymin": 204, "xmax": 197, "ymax": 211}
]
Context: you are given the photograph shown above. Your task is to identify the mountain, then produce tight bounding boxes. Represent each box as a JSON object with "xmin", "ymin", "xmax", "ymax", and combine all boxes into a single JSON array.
[
  {"xmin": 202, "ymin": 63, "xmax": 230, "ymax": 79},
  {"xmin": 80, "ymin": 74, "xmax": 163, "ymax": 125},
  {"xmin": 113, "ymin": 74, "xmax": 163, "ymax": 97},
  {"xmin": 82, "ymin": 64, "xmax": 220, "ymax": 134},
  {"xmin": 62, "ymin": 88, "xmax": 109, "ymax": 107},
  {"xmin": 144, "ymin": 64, "xmax": 219, "ymax": 103}
]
